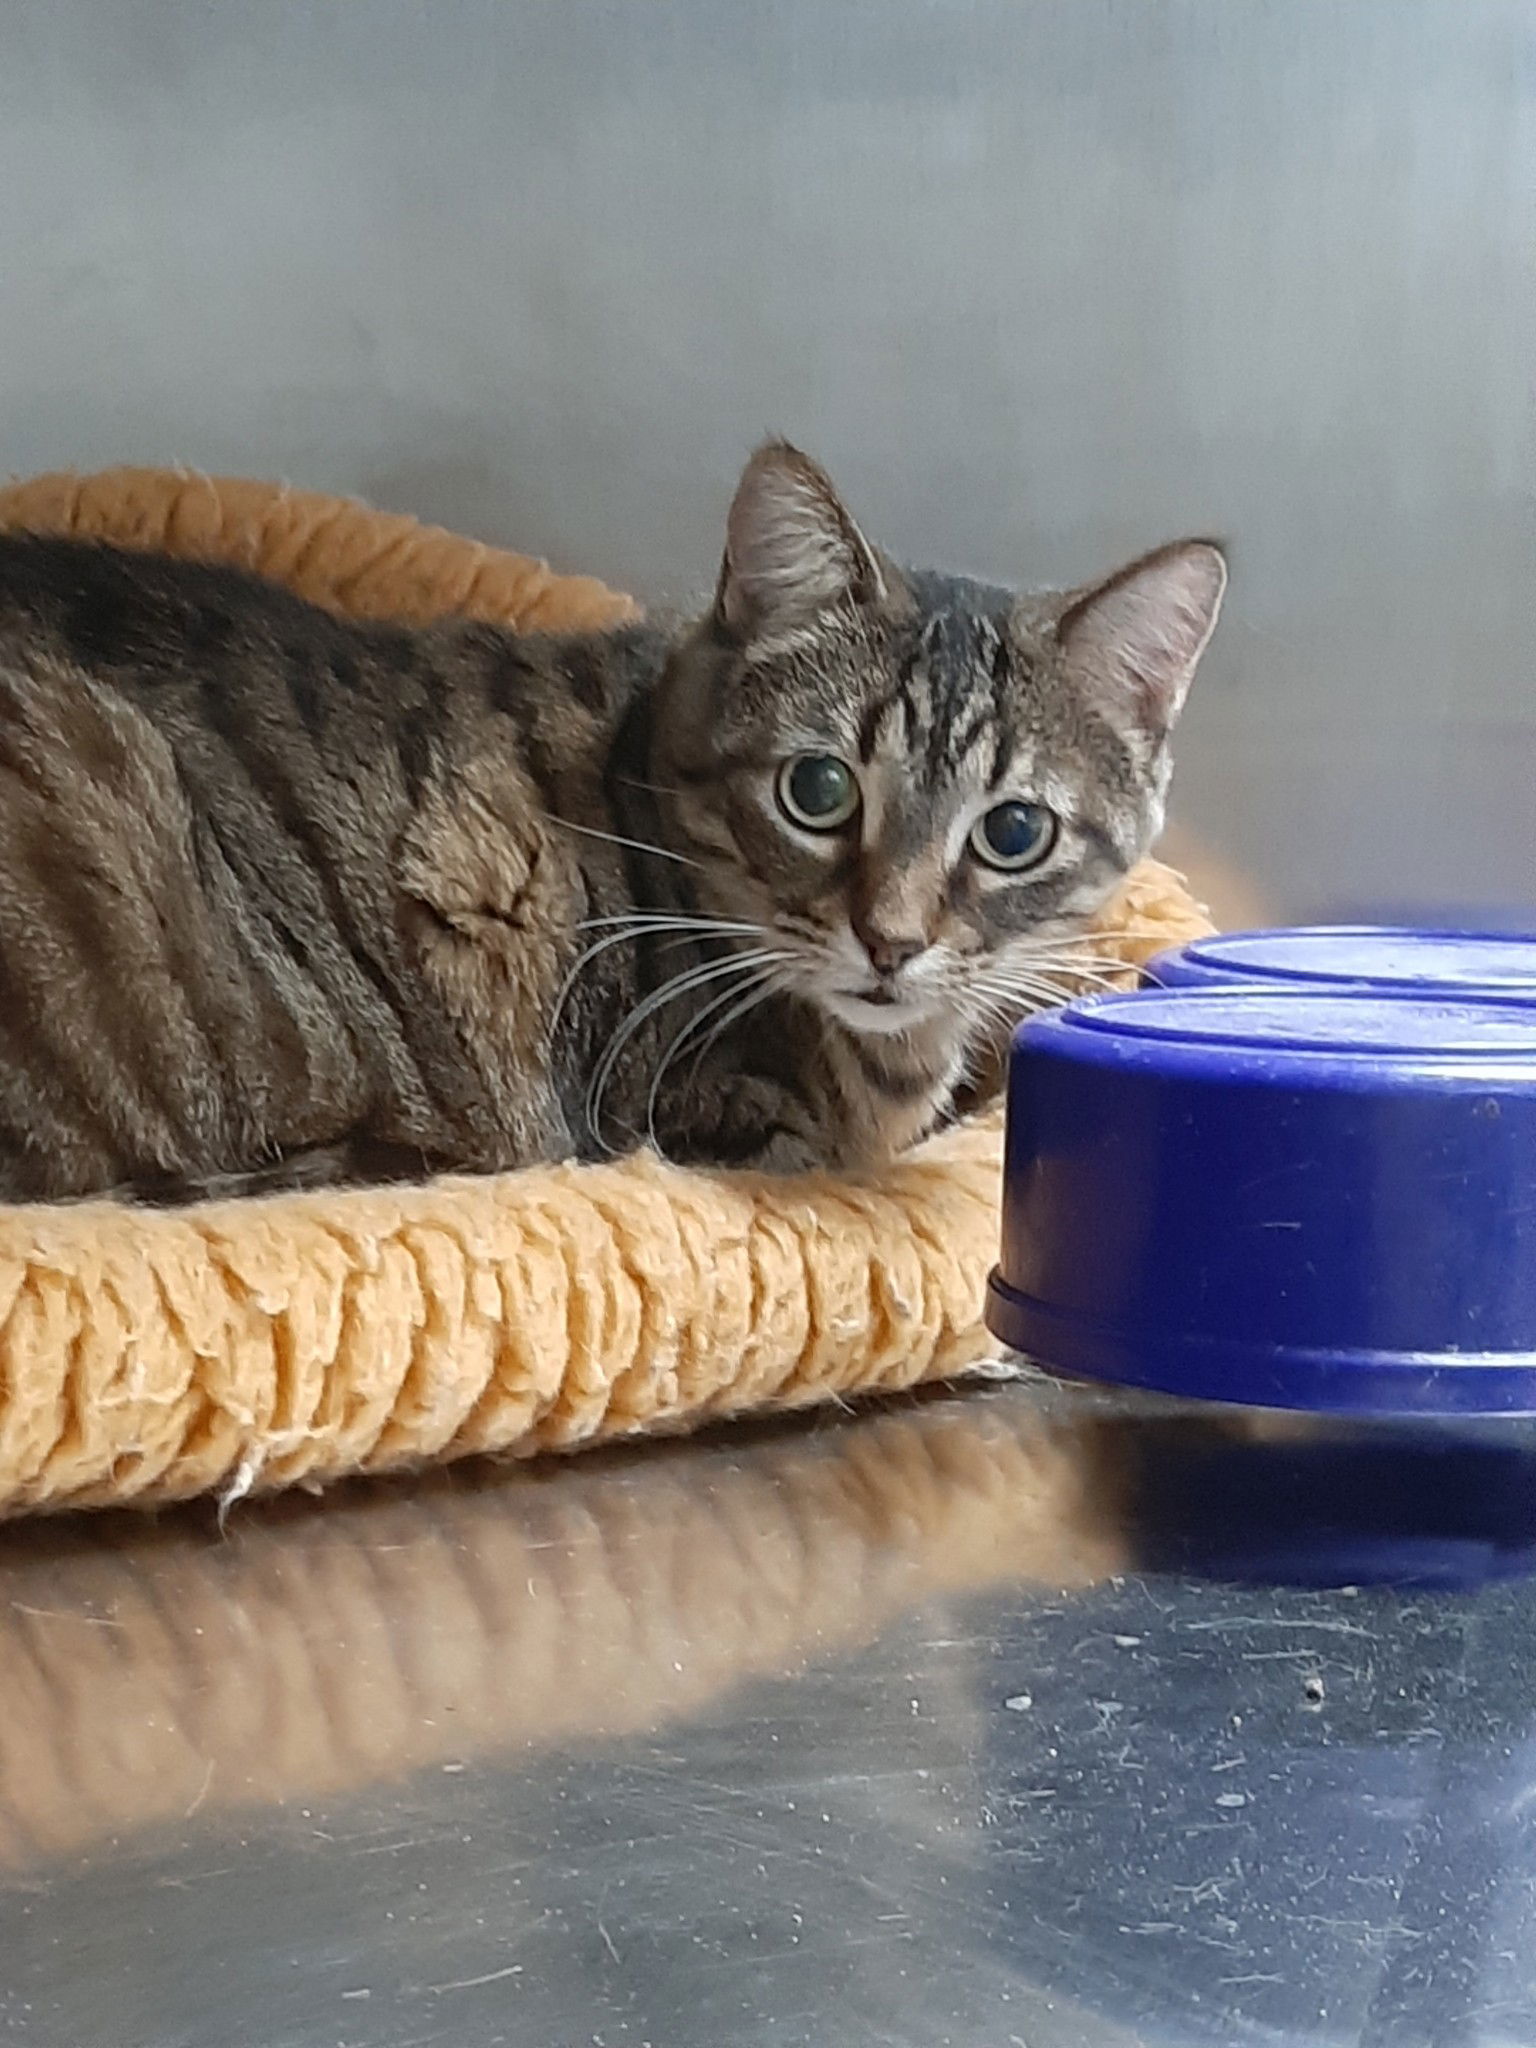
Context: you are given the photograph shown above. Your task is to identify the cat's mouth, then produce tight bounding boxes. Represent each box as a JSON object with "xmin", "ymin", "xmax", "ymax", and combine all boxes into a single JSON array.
[{"xmin": 820, "ymin": 983, "xmax": 942, "ymax": 1036}]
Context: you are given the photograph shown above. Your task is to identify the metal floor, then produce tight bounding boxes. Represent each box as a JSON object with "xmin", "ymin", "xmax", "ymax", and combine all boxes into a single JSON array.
[{"xmin": 2, "ymin": 1373, "xmax": 1534, "ymax": 2048}]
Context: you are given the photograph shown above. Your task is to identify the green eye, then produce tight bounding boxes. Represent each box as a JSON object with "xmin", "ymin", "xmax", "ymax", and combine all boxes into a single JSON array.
[
  {"xmin": 777, "ymin": 753, "xmax": 860, "ymax": 832},
  {"xmin": 969, "ymin": 800, "xmax": 1057, "ymax": 872}
]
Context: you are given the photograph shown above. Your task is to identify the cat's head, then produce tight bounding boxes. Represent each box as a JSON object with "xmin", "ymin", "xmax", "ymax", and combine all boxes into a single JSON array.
[{"xmin": 653, "ymin": 441, "xmax": 1225, "ymax": 1041}]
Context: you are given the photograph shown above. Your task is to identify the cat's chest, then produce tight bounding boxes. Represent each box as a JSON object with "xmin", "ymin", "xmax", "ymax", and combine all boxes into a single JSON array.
[{"xmin": 824, "ymin": 1022, "xmax": 968, "ymax": 1161}]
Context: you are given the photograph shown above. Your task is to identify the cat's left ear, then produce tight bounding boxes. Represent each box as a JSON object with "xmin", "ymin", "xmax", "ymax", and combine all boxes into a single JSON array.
[
  {"xmin": 1056, "ymin": 539, "xmax": 1227, "ymax": 744},
  {"xmin": 715, "ymin": 441, "xmax": 885, "ymax": 636}
]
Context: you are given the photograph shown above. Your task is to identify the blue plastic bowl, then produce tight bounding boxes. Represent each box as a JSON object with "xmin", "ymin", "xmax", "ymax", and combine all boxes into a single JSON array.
[
  {"xmin": 985, "ymin": 987, "xmax": 1536, "ymax": 1415},
  {"xmin": 1149, "ymin": 924, "xmax": 1536, "ymax": 997}
]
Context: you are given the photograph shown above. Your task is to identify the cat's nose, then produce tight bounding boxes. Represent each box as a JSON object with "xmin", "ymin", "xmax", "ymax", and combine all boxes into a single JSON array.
[{"xmin": 859, "ymin": 928, "xmax": 927, "ymax": 978}]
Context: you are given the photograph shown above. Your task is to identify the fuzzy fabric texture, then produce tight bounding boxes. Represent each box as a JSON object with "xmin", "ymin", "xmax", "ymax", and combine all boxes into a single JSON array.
[{"xmin": 0, "ymin": 467, "xmax": 1213, "ymax": 1517}]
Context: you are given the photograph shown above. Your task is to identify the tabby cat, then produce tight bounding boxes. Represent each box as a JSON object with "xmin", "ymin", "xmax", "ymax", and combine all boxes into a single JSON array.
[{"xmin": 0, "ymin": 442, "xmax": 1224, "ymax": 1201}]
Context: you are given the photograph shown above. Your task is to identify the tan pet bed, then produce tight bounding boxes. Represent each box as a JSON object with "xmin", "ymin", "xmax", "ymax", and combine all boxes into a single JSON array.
[{"xmin": 0, "ymin": 467, "xmax": 1212, "ymax": 1517}]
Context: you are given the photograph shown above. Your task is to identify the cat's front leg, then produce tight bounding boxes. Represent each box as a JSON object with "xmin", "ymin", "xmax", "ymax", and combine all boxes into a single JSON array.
[
  {"xmin": 734, "ymin": 1126, "xmax": 829, "ymax": 1175},
  {"xmin": 652, "ymin": 1067, "xmax": 838, "ymax": 1175}
]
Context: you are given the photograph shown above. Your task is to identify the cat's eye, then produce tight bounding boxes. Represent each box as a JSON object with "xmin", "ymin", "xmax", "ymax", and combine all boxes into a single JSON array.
[
  {"xmin": 969, "ymin": 800, "xmax": 1057, "ymax": 873},
  {"xmin": 777, "ymin": 753, "xmax": 860, "ymax": 832}
]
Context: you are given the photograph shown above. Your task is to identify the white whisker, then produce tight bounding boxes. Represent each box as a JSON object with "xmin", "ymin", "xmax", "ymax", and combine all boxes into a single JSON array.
[
  {"xmin": 1019, "ymin": 942, "xmax": 1145, "ymax": 967},
  {"xmin": 1026, "ymin": 946, "xmax": 1142, "ymax": 968},
  {"xmin": 586, "ymin": 948, "xmax": 785, "ymax": 1154},
  {"xmin": 1004, "ymin": 944, "xmax": 1145, "ymax": 995},
  {"xmin": 644, "ymin": 962, "xmax": 789, "ymax": 1152},
  {"xmin": 682, "ymin": 970, "xmax": 792, "ymax": 1090},
  {"xmin": 1018, "ymin": 962, "xmax": 1130, "ymax": 994},
  {"xmin": 965, "ymin": 968, "xmax": 1088, "ymax": 1024},
  {"xmin": 575, "ymin": 913, "xmax": 759, "ymax": 933},
  {"xmin": 551, "ymin": 817, "xmax": 702, "ymax": 869},
  {"xmin": 552, "ymin": 917, "xmax": 763, "ymax": 1036}
]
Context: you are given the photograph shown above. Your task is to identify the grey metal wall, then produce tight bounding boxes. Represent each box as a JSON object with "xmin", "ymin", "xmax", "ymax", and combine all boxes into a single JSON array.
[{"xmin": 3, "ymin": 1, "xmax": 1531, "ymax": 919}]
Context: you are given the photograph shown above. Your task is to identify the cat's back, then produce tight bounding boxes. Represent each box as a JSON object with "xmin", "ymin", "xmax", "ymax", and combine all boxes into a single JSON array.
[
  {"xmin": 0, "ymin": 534, "xmax": 600, "ymax": 1196},
  {"xmin": 0, "ymin": 531, "xmax": 659, "ymax": 777},
  {"xmin": 0, "ymin": 533, "xmax": 452, "ymax": 996},
  {"xmin": 0, "ymin": 531, "xmax": 423, "ymax": 717},
  {"xmin": 0, "ymin": 528, "xmax": 297, "ymax": 640}
]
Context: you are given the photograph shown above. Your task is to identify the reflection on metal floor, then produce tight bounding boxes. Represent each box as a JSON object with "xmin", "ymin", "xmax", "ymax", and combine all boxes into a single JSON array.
[{"xmin": 2, "ymin": 1376, "xmax": 1534, "ymax": 2047}]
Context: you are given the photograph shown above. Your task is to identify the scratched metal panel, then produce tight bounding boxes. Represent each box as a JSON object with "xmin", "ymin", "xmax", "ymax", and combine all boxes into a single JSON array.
[{"xmin": 2, "ymin": 1380, "xmax": 1536, "ymax": 2046}]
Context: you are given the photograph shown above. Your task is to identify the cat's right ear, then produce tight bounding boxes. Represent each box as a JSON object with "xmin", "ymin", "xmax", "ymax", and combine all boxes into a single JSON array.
[
  {"xmin": 715, "ymin": 441, "xmax": 885, "ymax": 637},
  {"xmin": 1056, "ymin": 538, "xmax": 1227, "ymax": 746}
]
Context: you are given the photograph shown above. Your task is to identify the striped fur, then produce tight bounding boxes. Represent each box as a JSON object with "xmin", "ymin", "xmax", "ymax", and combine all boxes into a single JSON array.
[{"xmin": 0, "ymin": 444, "xmax": 1222, "ymax": 1199}]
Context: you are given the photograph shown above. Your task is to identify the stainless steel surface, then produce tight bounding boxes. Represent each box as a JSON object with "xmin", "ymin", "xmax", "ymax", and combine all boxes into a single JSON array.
[
  {"xmin": 3, "ymin": 1380, "xmax": 1536, "ymax": 2046},
  {"xmin": 3, "ymin": 0, "xmax": 1533, "ymax": 920}
]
